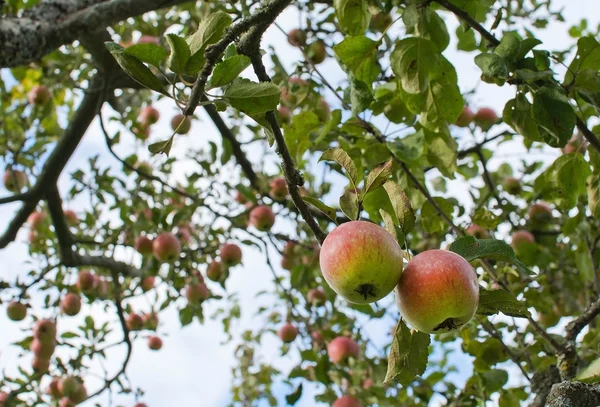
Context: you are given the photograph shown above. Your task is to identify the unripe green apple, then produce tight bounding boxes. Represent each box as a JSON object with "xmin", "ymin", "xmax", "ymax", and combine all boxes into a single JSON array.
[
  {"xmin": 171, "ymin": 114, "xmax": 191, "ymax": 134},
  {"xmin": 220, "ymin": 243, "xmax": 242, "ymax": 267},
  {"xmin": 28, "ymin": 85, "xmax": 51, "ymax": 105},
  {"xmin": 332, "ymin": 395, "xmax": 363, "ymax": 407},
  {"xmin": 143, "ymin": 312, "xmax": 159, "ymax": 330},
  {"xmin": 250, "ymin": 205, "xmax": 275, "ymax": 232},
  {"xmin": 473, "ymin": 107, "xmax": 498, "ymax": 131},
  {"xmin": 134, "ymin": 235, "xmax": 153, "ymax": 255},
  {"xmin": 327, "ymin": 336, "xmax": 359, "ymax": 363},
  {"xmin": 152, "ymin": 233, "xmax": 181, "ymax": 262},
  {"xmin": 277, "ymin": 323, "xmax": 298, "ymax": 343},
  {"xmin": 148, "ymin": 336, "xmax": 163, "ymax": 350},
  {"xmin": 141, "ymin": 276, "xmax": 155, "ymax": 292},
  {"xmin": 314, "ymin": 98, "xmax": 331, "ymax": 122},
  {"xmin": 502, "ymin": 177, "xmax": 521, "ymax": 195},
  {"xmin": 76, "ymin": 270, "xmax": 96, "ymax": 293},
  {"xmin": 7, "ymin": 301, "xmax": 27, "ymax": 321},
  {"xmin": 126, "ymin": 313, "xmax": 144, "ymax": 331},
  {"xmin": 68, "ymin": 380, "xmax": 87, "ymax": 404},
  {"xmin": 33, "ymin": 319, "xmax": 57, "ymax": 341},
  {"xmin": 206, "ymin": 260, "xmax": 224, "ymax": 281},
  {"xmin": 287, "ymin": 28, "xmax": 307, "ymax": 46},
  {"xmin": 58, "ymin": 377, "xmax": 79, "ymax": 398},
  {"xmin": 60, "ymin": 293, "xmax": 81, "ymax": 316},
  {"xmin": 307, "ymin": 288, "xmax": 327, "ymax": 306},
  {"xmin": 185, "ymin": 282, "xmax": 210, "ymax": 303},
  {"xmin": 28, "ymin": 211, "xmax": 47, "ymax": 231},
  {"xmin": 32, "ymin": 357, "xmax": 50, "ymax": 374},
  {"xmin": 306, "ymin": 40, "xmax": 327, "ymax": 64},
  {"xmin": 395, "ymin": 250, "xmax": 479, "ymax": 334},
  {"xmin": 527, "ymin": 201, "xmax": 553, "ymax": 226},
  {"xmin": 465, "ymin": 224, "xmax": 489, "ymax": 239},
  {"xmin": 319, "ymin": 221, "xmax": 403, "ymax": 304},
  {"xmin": 30, "ymin": 338, "xmax": 56, "ymax": 359},
  {"xmin": 139, "ymin": 105, "xmax": 160, "ymax": 126},
  {"xmin": 3, "ymin": 169, "xmax": 28, "ymax": 192},
  {"xmin": 269, "ymin": 177, "xmax": 288, "ymax": 201},
  {"xmin": 369, "ymin": 12, "xmax": 393, "ymax": 32}
]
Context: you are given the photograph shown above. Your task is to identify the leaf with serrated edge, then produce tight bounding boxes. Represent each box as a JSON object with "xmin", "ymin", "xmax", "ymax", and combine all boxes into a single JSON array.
[
  {"xmin": 123, "ymin": 43, "xmax": 168, "ymax": 68},
  {"xmin": 380, "ymin": 209, "xmax": 399, "ymax": 243},
  {"xmin": 339, "ymin": 189, "xmax": 359, "ymax": 221},
  {"xmin": 320, "ymin": 148, "xmax": 359, "ymax": 189},
  {"xmin": 222, "ymin": 78, "xmax": 281, "ymax": 116},
  {"xmin": 385, "ymin": 319, "xmax": 430, "ymax": 384},
  {"xmin": 166, "ymin": 34, "xmax": 191, "ymax": 74},
  {"xmin": 477, "ymin": 288, "xmax": 530, "ymax": 318},
  {"xmin": 302, "ymin": 196, "xmax": 338, "ymax": 224},
  {"xmin": 363, "ymin": 159, "xmax": 393, "ymax": 197},
  {"xmin": 383, "ymin": 181, "xmax": 415, "ymax": 234}
]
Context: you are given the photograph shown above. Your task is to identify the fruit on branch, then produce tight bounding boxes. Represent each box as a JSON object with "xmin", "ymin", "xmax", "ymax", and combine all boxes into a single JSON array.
[
  {"xmin": 235, "ymin": 190, "xmax": 250, "ymax": 204},
  {"xmin": 32, "ymin": 356, "xmax": 50, "ymax": 374},
  {"xmin": 171, "ymin": 114, "xmax": 191, "ymax": 135},
  {"xmin": 307, "ymin": 288, "xmax": 327, "ymax": 306},
  {"xmin": 3, "ymin": 169, "xmax": 28, "ymax": 192},
  {"xmin": 139, "ymin": 105, "xmax": 160, "ymax": 126},
  {"xmin": 148, "ymin": 336, "xmax": 163, "ymax": 350},
  {"xmin": 319, "ymin": 221, "xmax": 403, "ymax": 304},
  {"xmin": 277, "ymin": 323, "xmax": 298, "ymax": 343},
  {"xmin": 60, "ymin": 293, "xmax": 81, "ymax": 316},
  {"xmin": 95, "ymin": 278, "xmax": 110, "ymax": 299},
  {"xmin": 502, "ymin": 176, "xmax": 521, "ymax": 195},
  {"xmin": 327, "ymin": 336, "xmax": 359, "ymax": 363},
  {"xmin": 63, "ymin": 210, "xmax": 78, "ymax": 226},
  {"xmin": 206, "ymin": 260, "xmax": 224, "ymax": 281},
  {"xmin": 7, "ymin": 301, "xmax": 27, "ymax": 321},
  {"xmin": 137, "ymin": 35, "xmax": 160, "ymax": 45},
  {"xmin": 152, "ymin": 233, "xmax": 181, "ymax": 262},
  {"xmin": 278, "ymin": 106, "xmax": 292, "ymax": 125},
  {"xmin": 47, "ymin": 377, "xmax": 61, "ymax": 398},
  {"xmin": 220, "ymin": 243, "xmax": 242, "ymax": 267},
  {"xmin": 362, "ymin": 378, "xmax": 373, "ymax": 390},
  {"xmin": 69, "ymin": 381, "xmax": 87, "ymax": 405},
  {"xmin": 28, "ymin": 85, "xmax": 51, "ymax": 105},
  {"xmin": 465, "ymin": 224, "xmax": 489, "ymax": 239},
  {"xmin": 455, "ymin": 106, "xmax": 474, "ymax": 127},
  {"xmin": 369, "ymin": 12, "xmax": 393, "ymax": 32},
  {"xmin": 134, "ymin": 235, "xmax": 153, "ymax": 256},
  {"xmin": 59, "ymin": 398, "xmax": 75, "ymax": 407},
  {"xmin": 280, "ymin": 77, "xmax": 310, "ymax": 107},
  {"xmin": 395, "ymin": 250, "xmax": 479, "ymax": 334},
  {"xmin": 185, "ymin": 282, "xmax": 210, "ymax": 303},
  {"xmin": 473, "ymin": 107, "xmax": 498, "ymax": 131},
  {"xmin": 306, "ymin": 40, "xmax": 327, "ymax": 64},
  {"xmin": 332, "ymin": 395, "xmax": 363, "ymax": 407},
  {"xmin": 58, "ymin": 377, "xmax": 80, "ymax": 398},
  {"xmin": 175, "ymin": 226, "xmax": 192, "ymax": 245},
  {"xmin": 30, "ymin": 338, "xmax": 56, "ymax": 359},
  {"xmin": 287, "ymin": 28, "xmax": 307, "ymax": 47},
  {"xmin": 0, "ymin": 392, "xmax": 8, "ymax": 405},
  {"xmin": 562, "ymin": 133, "xmax": 588, "ymax": 154},
  {"xmin": 511, "ymin": 230, "xmax": 535, "ymax": 255},
  {"xmin": 76, "ymin": 270, "xmax": 97, "ymax": 293},
  {"xmin": 28, "ymin": 211, "xmax": 47, "ymax": 231},
  {"xmin": 126, "ymin": 313, "xmax": 144, "ymax": 331},
  {"xmin": 311, "ymin": 331, "xmax": 324, "ymax": 343},
  {"xmin": 132, "ymin": 125, "xmax": 150, "ymax": 140},
  {"xmin": 269, "ymin": 177, "xmax": 288, "ymax": 201},
  {"xmin": 143, "ymin": 312, "xmax": 159, "ymax": 330},
  {"xmin": 527, "ymin": 201, "xmax": 553, "ymax": 226},
  {"xmin": 34, "ymin": 319, "xmax": 57, "ymax": 341},
  {"xmin": 314, "ymin": 98, "xmax": 331, "ymax": 122},
  {"xmin": 250, "ymin": 205, "xmax": 275, "ymax": 232}
]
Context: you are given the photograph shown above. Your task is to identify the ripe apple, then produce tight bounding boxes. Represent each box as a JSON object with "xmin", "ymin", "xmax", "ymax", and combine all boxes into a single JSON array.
[
  {"xmin": 277, "ymin": 323, "xmax": 298, "ymax": 343},
  {"xmin": 465, "ymin": 224, "xmax": 489, "ymax": 239},
  {"xmin": 306, "ymin": 40, "xmax": 327, "ymax": 64},
  {"xmin": 287, "ymin": 28, "xmax": 307, "ymax": 46},
  {"xmin": 33, "ymin": 319, "xmax": 57, "ymax": 341},
  {"xmin": 562, "ymin": 133, "xmax": 588, "ymax": 154},
  {"xmin": 28, "ymin": 85, "xmax": 51, "ymax": 105},
  {"xmin": 134, "ymin": 235, "xmax": 153, "ymax": 255},
  {"xmin": 7, "ymin": 301, "xmax": 27, "ymax": 321},
  {"xmin": 47, "ymin": 377, "xmax": 61, "ymax": 398},
  {"xmin": 171, "ymin": 114, "xmax": 191, "ymax": 134},
  {"xmin": 502, "ymin": 177, "xmax": 521, "ymax": 195},
  {"xmin": 139, "ymin": 105, "xmax": 160, "ymax": 125},
  {"xmin": 473, "ymin": 107, "xmax": 498, "ymax": 130},
  {"xmin": 58, "ymin": 377, "xmax": 79, "ymax": 398},
  {"xmin": 527, "ymin": 201, "xmax": 553, "ymax": 225},
  {"xmin": 206, "ymin": 260, "xmax": 224, "ymax": 281},
  {"xmin": 0, "ymin": 392, "xmax": 8, "ymax": 404},
  {"xmin": 455, "ymin": 106, "xmax": 474, "ymax": 127},
  {"xmin": 319, "ymin": 221, "xmax": 403, "ymax": 304},
  {"xmin": 141, "ymin": 276, "xmax": 155, "ymax": 292},
  {"xmin": 148, "ymin": 336, "xmax": 163, "ymax": 350},
  {"xmin": 327, "ymin": 336, "xmax": 359, "ymax": 363},
  {"xmin": 269, "ymin": 177, "xmax": 288, "ymax": 201},
  {"xmin": 511, "ymin": 230, "xmax": 535, "ymax": 255},
  {"xmin": 332, "ymin": 395, "xmax": 363, "ymax": 407},
  {"xmin": 59, "ymin": 398, "xmax": 75, "ymax": 407},
  {"xmin": 32, "ymin": 356, "xmax": 50, "ymax": 374},
  {"xmin": 60, "ymin": 293, "xmax": 81, "ymax": 316},
  {"xmin": 311, "ymin": 331, "xmax": 324, "ymax": 343},
  {"xmin": 185, "ymin": 282, "xmax": 210, "ymax": 303},
  {"xmin": 314, "ymin": 98, "xmax": 331, "ymax": 122},
  {"xmin": 278, "ymin": 106, "xmax": 292, "ymax": 125},
  {"xmin": 220, "ymin": 243, "xmax": 242, "ymax": 267},
  {"xmin": 395, "ymin": 249, "xmax": 479, "ymax": 334},
  {"xmin": 143, "ymin": 312, "xmax": 159, "ymax": 330},
  {"xmin": 307, "ymin": 288, "xmax": 327, "ymax": 306},
  {"xmin": 369, "ymin": 12, "xmax": 393, "ymax": 32},
  {"xmin": 175, "ymin": 227, "xmax": 192, "ymax": 245},
  {"xmin": 137, "ymin": 35, "xmax": 160, "ymax": 45},
  {"xmin": 63, "ymin": 210, "xmax": 78, "ymax": 226},
  {"xmin": 235, "ymin": 190, "xmax": 249, "ymax": 204},
  {"xmin": 28, "ymin": 211, "xmax": 47, "ymax": 231},
  {"xmin": 152, "ymin": 233, "xmax": 181, "ymax": 262},
  {"xmin": 3, "ymin": 169, "xmax": 28, "ymax": 192},
  {"xmin": 30, "ymin": 338, "xmax": 56, "ymax": 359},
  {"xmin": 76, "ymin": 270, "xmax": 97, "ymax": 293},
  {"xmin": 250, "ymin": 205, "xmax": 275, "ymax": 232},
  {"xmin": 126, "ymin": 313, "xmax": 144, "ymax": 331},
  {"xmin": 362, "ymin": 378, "xmax": 373, "ymax": 390}
]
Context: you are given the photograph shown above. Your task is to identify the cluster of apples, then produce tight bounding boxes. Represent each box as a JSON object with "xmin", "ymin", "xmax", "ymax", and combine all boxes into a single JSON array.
[
  {"xmin": 133, "ymin": 105, "xmax": 191, "ymax": 142},
  {"xmin": 26, "ymin": 208, "xmax": 78, "ymax": 246},
  {"xmin": 47, "ymin": 376, "xmax": 88, "ymax": 407},
  {"xmin": 286, "ymin": 29, "xmax": 327, "ymax": 65},
  {"xmin": 31, "ymin": 319, "xmax": 57, "ymax": 375},
  {"xmin": 320, "ymin": 221, "xmax": 480, "ymax": 334},
  {"xmin": 455, "ymin": 106, "xmax": 499, "ymax": 130},
  {"xmin": 126, "ymin": 310, "xmax": 163, "ymax": 350},
  {"xmin": 278, "ymin": 77, "xmax": 331, "ymax": 125},
  {"xmin": 134, "ymin": 230, "xmax": 182, "ymax": 262}
]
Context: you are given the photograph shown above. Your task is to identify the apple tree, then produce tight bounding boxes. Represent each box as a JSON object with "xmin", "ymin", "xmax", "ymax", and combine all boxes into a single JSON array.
[{"xmin": 1, "ymin": 0, "xmax": 600, "ymax": 406}]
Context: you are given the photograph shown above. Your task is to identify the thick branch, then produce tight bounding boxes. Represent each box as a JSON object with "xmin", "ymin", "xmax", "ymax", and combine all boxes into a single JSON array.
[
  {"xmin": 566, "ymin": 296, "xmax": 600, "ymax": 342},
  {"xmin": 432, "ymin": 0, "xmax": 500, "ymax": 46}
]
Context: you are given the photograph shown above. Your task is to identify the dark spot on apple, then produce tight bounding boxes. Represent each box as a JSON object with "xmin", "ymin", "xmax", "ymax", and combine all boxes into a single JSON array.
[
  {"xmin": 355, "ymin": 284, "xmax": 376, "ymax": 300},
  {"xmin": 433, "ymin": 318, "xmax": 463, "ymax": 332}
]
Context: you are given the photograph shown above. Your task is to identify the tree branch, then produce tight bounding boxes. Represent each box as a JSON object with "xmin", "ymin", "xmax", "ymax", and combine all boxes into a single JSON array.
[
  {"xmin": 432, "ymin": 0, "xmax": 500, "ymax": 46},
  {"xmin": 566, "ymin": 296, "xmax": 600, "ymax": 342}
]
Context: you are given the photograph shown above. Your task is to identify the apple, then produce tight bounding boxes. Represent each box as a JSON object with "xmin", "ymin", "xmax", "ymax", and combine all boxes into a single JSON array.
[
  {"xmin": 126, "ymin": 313, "xmax": 144, "ymax": 331},
  {"xmin": 7, "ymin": 301, "xmax": 27, "ymax": 321},
  {"xmin": 32, "ymin": 357, "xmax": 50, "ymax": 374},
  {"xmin": 3, "ymin": 169, "xmax": 28, "ymax": 192},
  {"xmin": 185, "ymin": 282, "xmax": 210, "ymax": 303},
  {"xmin": 287, "ymin": 28, "xmax": 307, "ymax": 46},
  {"xmin": 59, "ymin": 398, "xmax": 75, "ymax": 407},
  {"xmin": 60, "ymin": 293, "xmax": 81, "ymax": 316},
  {"xmin": 28, "ymin": 211, "xmax": 47, "ymax": 231},
  {"xmin": 171, "ymin": 114, "xmax": 191, "ymax": 135},
  {"xmin": 30, "ymin": 338, "xmax": 56, "ymax": 359},
  {"xmin": 562, "ymin": 133, "xmax": 588, "ymax": 154},
  {"xmin": 132, "ymin": 125, "xmax": 150, "ymax": 140},
  {"xmin": 33, "ymin": 319, "xmax": 57, "ymax": 341},
  {"xmin": 511, "ymin": 230, "xmax": 535, "ymax": 255},
  {"xmin": 134, "ymin": 161, "xmax": 152, "ymax": 176},
  {"xmin": 220, "ymin": 243, "xmax": 242, "ymax": 267},
  {"xmin": 235, "ymin": 190, "xmax": 249, "ymax": 204},
  {"xmin": 277, "ymin": 323, "xmax": 298, "ymax": 343},
  {"xmin": 140, "ymin": 105, "xmax": 160, "ymax": 125},
  {"xmin": 314, "ymin": 98, "xmax": 331, "ymax": 122},
  {"xmin": 134, "ymin": 235, "xmax": 153, "ymax": 255},
  {"xmin": 63, "ymin": 210, "xmax": 78, "ymax": 226},
  {"xmin": 362, "ymin": 378, "xmax": 373, "ymax": 390},
  {"xmin": 269, "ymin": 177, "xmax": 288, "ymax": 201},
  {"xmin": 137, "ymin": 35, "xmax": 160, "ymax": 45},
  {"xmin": 76, "ymin": 270, "xmax": 96, "ymax": 293},
  {"xmin": 395, "ymin": 249, "xmax": 479, "ymax": 334},
  {"xmin": 148, "ymin": 336, "xmax": 163, "ymax": 351},
  {"xmin": 281, "ymin": 255, "xmax": 296, "ymax": 271},
  {"xmin": 306, "ymin": 40, "xmax": 327, "ymax": 64},
  {"xmin": 58, "ymin": 377, "xmax": 79, "ymax": 398},
  {"xmin": 502, "ymin": 177, "xmax": 521, "ymax": 195},
  {"xmin": 95, "ymin": 278, "xmax": 110, "ymax": 299},
  {"xmin": 0, "ymin": 392, "xmax": 8, "ymax": 404},
  {"xmin": 280, "ymin": 77, "xmax": 309, "ymax": 106},
  {"xmin": 175, "ymin": 227, "xmax": 192, "ymax": 245},
  {"xmin": 311, "ymin": 331, "xmax": 324, "ymax": 343},
  {"xmin": 369, "ymin": 12, "xmax": 393, "ymax": 32},
  {"xmin": 134, "ymin": 404, "xmax": 149, "ymax": 407},
  {"xmin": 465, "ymin": 224, "xmax": 489, "ymax": 239},
  {"xmin": 455, "ymin": 106, "xmax": 474, "ymax": 127},
  {"xmin": 307, "ymin": 288, "xmax": 327, "ymax": 306},
  {"xmin": 327, "ymin": 336, "xmax": 359, "ymax": 363},
  {"xmin": 319, "ymin": 221, "xmax": 403, "ymax": 304},
  {"xmin": 141, "ymin": 276, "xmax": 155, "ymax": 292},
  {"xmin": 68, "ymin": 381, "xmax": 87, "ymax": 404},
  {"xmin": 143, "ymin": 312, "xmax": 159, "ymax": 330},
  {"xmin": 278, "ymin": 106, "xmax": 292, "ymax": 125},
  {"xmin": 152, "ymin": 233, "xmax": 181, "ymax": 262},
  {"xmin": 527, "ymin": 201, "xmax": 553, "ymax": 225},
  {"xmin": 250, "ymin": 205, "xmax": 276, "ymax": 232},
  {"xmin": 28, "ymin": 85, "xmax": 51, "ymax": 105},
  {"xmin": 332, "ymin": 395, "xmax": 363, "ymax": 407},
  {"xmin": 206, "ymin": 260, "xmax": 224, "ymax": 281},
  {"xmin": 473, "ymin": 107, "xmax": 498, "ymax": 131},
  {"xmin": 47, "ymin": 377, "xmax": 61, "ymax": 398}
]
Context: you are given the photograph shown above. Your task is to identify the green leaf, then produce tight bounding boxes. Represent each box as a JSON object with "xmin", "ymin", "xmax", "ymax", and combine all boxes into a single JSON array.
[
  {"xmin": 384, "ymin": 319, "xmax": 430, "ymax": 385},
  {"xmin": 186, "ymin": 11, "xmax": 233, "ymax": 75},
  {"xmin": 474, "ymin": 52, "xmax": 508, "ymax": 84},
  {"xmin": 105, "ymin": 42, "xmax": 169, "ymax": 96},
  {"xmin": 222, "ymin": 78, "xmax": 281, "ymax": 116},
  {"xmin": 502, "ymin": 94, "xmax": 544, "ymax": 144},
  {"xmin": 588, "ymin": 174, "xmax": 600, "ymax": 218},
  {"xmin": 383, "ymin": 181, "xmax": 415, "ymax": 234},
  {"xmin": 350, "ymin": 78, "xmax": 374, "ymax": 115},
  {"xmin": 575, "ymin": 238, "xmax": 594, "ymax": 282},
  {"xmin": 565, "ymin": 36, "xmax": 600, "ymax": 85},
  {"xmin": 246, "ymin": 113, "xmax": 275, "ymax": 145},
  {"xmin": 340, "ymin": 189, "xmax": 359, "ymax": 220},
  {"xmin": 380, "ymin": 209, "xmax": 400, "ymax": 244},
  {"xmin": 391, "ymin": 37, "xmax": 440, "ymax": 94},
  {"xmin": 363, "ymin": 159, "xmax": 393, "ymax": 196},
  {"xmin": 333, "ymin": 36, "xmax": 380, "ymax": 86},
  {"xmin": 576, "ymin": 357, "xmax": 600, "ymax": 384},
  {"xmin": 387, "ymin": 131, "xmax": 425, "ymax": 162},
  {"xmin": 320, "ymin": 148, "xmax": 359, "ymax": 188},
  {"xmin": 302, "ymin": 196, "xmax": 338, "ymax": 224},
  {"xmin": 449, "ymin": 236, "xmax": 535, "ymax": 276},
  {"xmin": 123, "ymin": 43, "xmax": 168, "ymax": 68},
  {"xmin": 480, "ymin": 369, "xmax": 509, "ymax": 393},
  {"xmin": 515, "ymin": 37, "xmax": 542, "ymax": 59},
  {"xmin": 421, "ymin": 197, "xmax": 454, "ymax": 234},
  {"xmin": 166, "ymin": 34, "xmax": 191, "ymax": 74},
  {"xmin": 476, "ymin": 288, "xmax": 531, "ymax": 318},
  {"xmin": 283, "ymin": 111, "xmax": 320, "ymax": 164},
  {"xmin": 424, "ymin": 127, "xmax": 458, "ymax": 178},
  {"xmin": 333, "ymin": 0, "xmax": 370, "ymax": 36},
  {"xmin": 148, "ymin": 137, "xmax": 174, "ymax": 156},
  {"xmin": 208, "ymin": 55, "xmax": 251, "ymax": 89},
  {"xmin": 532, "ymin": 86, "xmax": 577, "ymax": 148},
  {"xmin": 494, "ymin": 33, "xmax": 521, "ymax": 63},
  {"xmin": 535, "ymin": 153, "xmax": 591, "ymax": 210},
  {"xmin": 403, "ymin": 4, "xmax": 450, "ymax": 51},
  {"xmin": 179, "ymin": 306, "xmax": 194, "ymax": 326},
  {"xmin": 285, "ymin": 383, "xmax": 303, "ymax": 405}
]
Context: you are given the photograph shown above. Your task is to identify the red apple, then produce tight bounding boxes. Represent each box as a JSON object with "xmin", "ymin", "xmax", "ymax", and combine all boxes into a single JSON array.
[
  {"xmin": 135, "ymin": 235, "xmax": 153, "ymax": 255},
  {"xmin": 455, "ymin": 106, "xmax": 474, "ymax": 127},
  {"xmin": 311, "ymin": 331, "xmax": 324, "ymax": 343},
  {"xmin": 60, "ymin": 293, "xmax": 81, "ymax": 316},
  {"xmin": 473, "ymin": 107, "xmax": 498, "ymax": 130},
  {"xmin": 0, "ymin": 392, "xmax": 8, "ymax": 405},
  {"xmin": 527, "ymin": 201, "xmax": 553, "ymax": 225},
  {"xmin": 141, "ymin": 276, "xmax": 155, "ymax": 292},
  {"xmin": 287, "ymin": 28, "xmax": 307, "ymax": 47},
  {"xmin": 307, "ymin": 288, "xmax": 327, "ymax": 306},
  {"xmin": 395, "ymin": 249, "xmax": 479, "ymax": 334},
  {"xmin": 171, "ymin": 114, "xmax": 191, "ymax": 135},
  {"xmin": 59, "ymin": 398, "xmax": 75, "ymax": 407},
  {"xmin": 148, "ymin": 336, "xmax": 163, "ymax": 350},
  {"xmin": 327, "ymin": 336, "xmax": 359, "ymax": 363},
  {"xmin": 76, "ymin": 270, "xmax": 96, "ymax": 293},
  {"xmin": 320, "ymin": 221, "xmax": 403, "ymax": 304},
  {"xmin": 47, "ymin": 377, "xmax": 61, "ymax": 398},
  {"xmin": 28, "ymin": 85, "xmax": 51, "ymax": 105},
  {"xmin": 220, "ymin": 243, "xmax": 242, "ymax": 267},
  {"xmin": 465, "ymin": 224, "xmax": 489, "ymax": 239},
  {"xmin": 235, "ymin": 190, "xmax": 249, "ymax": 204},
  {"xmin": 95, "ymin": 278, "xmax": 110, "ymax": 299},
  {"xmin": 7, "ymin": 301, "xmax": 27, "ymax": 321},
  {"xmin": 185, "ymin": 282, "xmax": 210, "ymax": 303},
  {"xmin": 126, "ymin": 313, "xmax": 144, "ymax": 331},
  {"xmin": 502, "ymin": 177, "xmax": 521, "ymax": 195},
  {"xmin": 143, "ymin": 312, "xmax": 159, "ymax": 330},
  {"xmin": 134, "ymin": 404, "xmax": 148, "ymax": 407},
  {"xmin": 137, "ymin": 35, "xmax": 160, "ymax": 45},
  {"xmin": 278, "ymin": 323, "xmax": 298, "ymax": 343},
  {"xmin": 3, "ymin": 169, "xmax": 28, "ymax": 192},
  {"xmin": 139, "ymin": 105, "xmax": 160, "ymax": 125},
  {"xmin": 362, "ymin": 378, "xmax": 373, "ymax": 390},
  {"xmin": 62, "ymin": 210, "xmax": 78, "ymax": 226},
  {"xmin": 250, "ymin": 205, "xmax": 275, "ymax": 232},
  {"xmin": 132, "ymin": 125, "xmax": 150, "ymax": 140},
  {"xmin": 32, "ymin": 357, "xmax": 50, "ymax": 374},
  {"xmin": 269, "ymin": 177, "xmax": 288, "ymax": 201},
  {"xmin": 332, "ymin": 395, "xmax": 363, "ymax": 407},
  {"xmin": 278, "ymin": 106, "xmax": 292, "ymax": 125},
  {"xmin": 206, "ymin": 260, "xmax": 224, "ymax": 281},
  {"xmin": 33, "ymin": 319, "xmax": 57, "ymax": 341},
  {"xmin": 28, "ymin": 211, "xmax": 47, "ymax": 231},
  {"xmin": 152, "ymin": 233, "xmax": 181, "ymax": 262},
  {"xmin": 511, "ymin": 230, "xmax": 535, "ymax": 255},
  {"xmin": 30, "ymin": 338, "xmax": 56, "ymax": 359},
  {"xmin": 306, "ymin": 40, "xmax": 327, "ymax": 64}
]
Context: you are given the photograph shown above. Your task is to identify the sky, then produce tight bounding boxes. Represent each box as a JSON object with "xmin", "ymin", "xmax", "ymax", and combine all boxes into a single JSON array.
[{"xmin": 1, "ymin": 1, "xmax": 600, "ymax": 406}]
